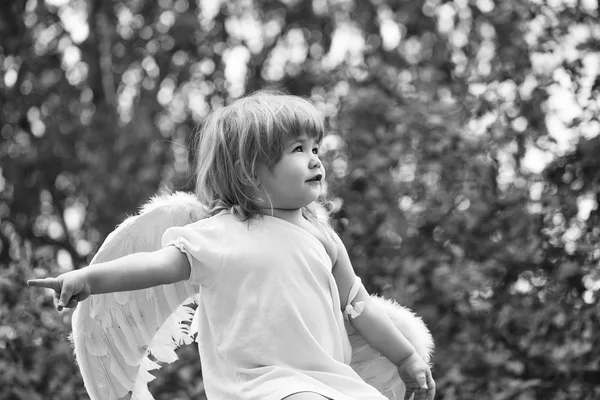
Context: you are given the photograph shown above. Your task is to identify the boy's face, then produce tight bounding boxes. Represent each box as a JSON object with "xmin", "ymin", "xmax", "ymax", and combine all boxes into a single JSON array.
[{"xmin": 255, "ymin": 135, "xmax": 324, "ymax": 210}]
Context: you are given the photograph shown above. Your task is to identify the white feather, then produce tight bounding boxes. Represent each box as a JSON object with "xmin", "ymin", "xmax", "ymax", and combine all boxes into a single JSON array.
[{"xmin": 127, "ymin": 295, "xmax": 152, "ymax": 344}]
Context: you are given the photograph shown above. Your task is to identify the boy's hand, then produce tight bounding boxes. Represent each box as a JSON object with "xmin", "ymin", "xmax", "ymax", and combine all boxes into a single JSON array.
[
  {"xmin": 397, "ymin": 352, "xmax": 435, "ymax": 400},
  {"xmin": 27, "ymin": 270, "xmax": 92, "ymax": 311}
]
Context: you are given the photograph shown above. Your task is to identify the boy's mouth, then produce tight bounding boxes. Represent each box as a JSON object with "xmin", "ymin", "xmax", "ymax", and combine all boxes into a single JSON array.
[{"xmin": 306, "ymin": 174, "xmax": 323, "ymax": 182}]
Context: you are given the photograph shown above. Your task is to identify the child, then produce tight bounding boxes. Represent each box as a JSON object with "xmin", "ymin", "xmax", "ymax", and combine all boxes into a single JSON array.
[{"xmin": 28, "ymin": 91, "xmax": 435, "ymax": 400}]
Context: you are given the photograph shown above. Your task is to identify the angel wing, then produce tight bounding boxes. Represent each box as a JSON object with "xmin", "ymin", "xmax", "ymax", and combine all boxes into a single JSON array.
[
  {"xmin": 70, "ymin": 192, "xmax": 434, "ymax": 400},
  {"xmin": 348, "ymin": 296, "xmax": 434, "ymax": 400},
  {"xmin": 70, "ymin": 192, "xmax": 206, "ymax": 400}
]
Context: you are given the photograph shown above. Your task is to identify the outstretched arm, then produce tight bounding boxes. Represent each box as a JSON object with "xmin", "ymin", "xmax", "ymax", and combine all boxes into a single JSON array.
[
  {"xmin": 331, "ymin": 234, "xmax": 435, "ymax": 400},
  {"xmin": 28, "ymin": 246, "xmax": 190, "ymax": 310}
]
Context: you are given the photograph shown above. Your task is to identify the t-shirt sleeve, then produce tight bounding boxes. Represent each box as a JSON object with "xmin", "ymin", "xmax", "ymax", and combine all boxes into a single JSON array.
[{"xmin": 162, "ymin": 219, "xmax": 225, "ymax": 287}]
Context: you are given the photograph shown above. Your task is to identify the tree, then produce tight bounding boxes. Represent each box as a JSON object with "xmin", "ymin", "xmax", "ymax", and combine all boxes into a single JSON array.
[{"xmin": 1, "ymin": 0, "xmax": 598, "ymax": 398}]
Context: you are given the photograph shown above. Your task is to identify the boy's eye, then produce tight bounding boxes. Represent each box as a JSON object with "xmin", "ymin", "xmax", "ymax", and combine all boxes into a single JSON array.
[{"xmin": 291, "ymin": 144, "xmax": 320, "ymax": 154}]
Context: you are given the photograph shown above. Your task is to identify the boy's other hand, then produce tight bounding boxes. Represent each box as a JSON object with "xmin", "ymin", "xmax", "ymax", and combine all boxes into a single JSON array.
[
  {"xmin": 397, "ymin": 352, "xmax": 436, "ymax": 400},
  {"xmin": 27, "ymin": 270, "xmax": 91, "ymax": 311}
]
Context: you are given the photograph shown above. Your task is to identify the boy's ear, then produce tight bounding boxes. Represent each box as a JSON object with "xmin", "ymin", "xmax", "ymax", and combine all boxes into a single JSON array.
[{"xmin": 234, "ymin": 160, "xmax": 260, "ymax": 186}]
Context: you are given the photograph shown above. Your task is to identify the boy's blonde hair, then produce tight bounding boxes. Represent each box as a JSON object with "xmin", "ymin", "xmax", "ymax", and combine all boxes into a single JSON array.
[{"xmin": 194, "ymin": 90, "xmax": 326, "ymax": 222}]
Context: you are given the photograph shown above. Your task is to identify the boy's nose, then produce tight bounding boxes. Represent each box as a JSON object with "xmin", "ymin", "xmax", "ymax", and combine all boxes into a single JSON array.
[{"xmin": 309, "ymin": 156, "xmax": 321, "ymax": 169}]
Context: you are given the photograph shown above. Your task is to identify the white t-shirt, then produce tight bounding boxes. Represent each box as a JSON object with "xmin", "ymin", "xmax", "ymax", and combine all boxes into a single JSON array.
[{"xmin": 163, "ymin": 212, "xmax": 386, "ymax": 400}]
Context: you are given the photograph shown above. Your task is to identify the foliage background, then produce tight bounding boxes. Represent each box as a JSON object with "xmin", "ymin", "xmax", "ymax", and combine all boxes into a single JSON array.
[{"xmin": 1, "ymin": 0, "xmax": 599, "ymax": 399}]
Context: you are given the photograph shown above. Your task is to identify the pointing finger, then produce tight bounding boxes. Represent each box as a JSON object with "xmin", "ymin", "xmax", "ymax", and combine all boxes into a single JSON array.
[{"xmin": 27, "ymin": 278, "xmax": 61, "ymax": 291}]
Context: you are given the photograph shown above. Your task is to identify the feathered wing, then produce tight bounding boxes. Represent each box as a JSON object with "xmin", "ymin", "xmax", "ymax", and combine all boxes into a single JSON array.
[
  {"xmin": 348, "ymin": 296, "xmax": 435, "ymax": 400},
  {"xmin": 70, "ymin": 192, "xmax": 206, "ymax": 400}
]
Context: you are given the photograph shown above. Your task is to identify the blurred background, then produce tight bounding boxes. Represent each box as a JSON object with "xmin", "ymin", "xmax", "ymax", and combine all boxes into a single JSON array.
[{"xmin": 1, "ymin": 0, "xmax": 599, "ymax": 399}]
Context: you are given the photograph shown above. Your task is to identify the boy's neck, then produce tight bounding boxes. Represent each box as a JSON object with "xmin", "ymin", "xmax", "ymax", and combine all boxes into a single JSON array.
[{"xmin": 261, "ymin": 207, "xmax": 304, "ymax": 224}]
